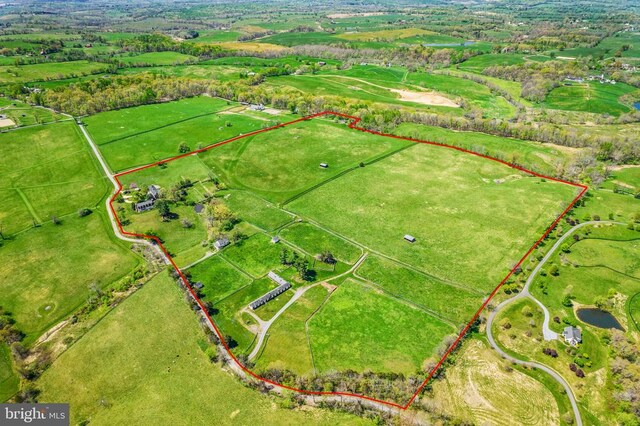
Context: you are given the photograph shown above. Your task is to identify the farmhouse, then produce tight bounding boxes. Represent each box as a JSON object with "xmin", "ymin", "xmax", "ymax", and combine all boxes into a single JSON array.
[
  {"xmin": 248, "ymin": 272, "xmax": 291, "ymax": 310},
  {"xmin": 133, "ymin": 184, "xmax": 161, "ymax": 212},
  {"xmin": 404, "ymin": 234, "xmax": 416, "ymax": 243},
  {"xmin": 214, "ymin": 237, "xmax": 230, "ymax": 250},
  {"xmin": 562, "ymin": 326, "xmax": 582, "ymax": 345},
  {"xmin": 249, "ymin": 103, "xmax": 265, "ymax": 111}
]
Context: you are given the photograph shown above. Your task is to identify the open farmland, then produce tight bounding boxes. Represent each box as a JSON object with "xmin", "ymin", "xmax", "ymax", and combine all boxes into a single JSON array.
[
  {"xmin": 113, "ymin": 114, "xmax": 578, "ymax": 394},
  {"xmin": 86, "ymin": 96, "xmax": 288, "ymax": 171},
  {"xmin": 37, "ymin": 272, "xmax": 371, "ymax": 426},
  {"xmin": 542, "ymin": 81, "xmax": 639, "ymax": 115},
  {"xmin": 0, "ymin": 122, "xmax": 139, "ymax": 342}
]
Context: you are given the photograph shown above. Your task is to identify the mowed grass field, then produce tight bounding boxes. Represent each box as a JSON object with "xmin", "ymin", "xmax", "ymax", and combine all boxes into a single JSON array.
[
  {"xmin": 431, "ymin": 338, "xmax": 561, "ymax": 425},
  {"xmin": 114, "ymin": 51, "xmax": 197, "ymax": 65},
  {"xmin": 37, "ymin": 273, "xmax": 371, "ymax": 426},
  {"xmin": 198, "ymin": 118, "xmax": 413, "ymax": 203},
  {"xmin": 288, "ymin": 132, "xmax": 579, "ymax": 292},
  {"xmin": 0, "ymin": 121, "xmax": 139, "ymax": 342},
  {"xmin": 392, "ymin": 122, "xmax": 576, "ymax": 176},
  {"xmin": 0, "ymin": 343, "xmax": 18, "ymax": 402},
  {"xmin": 542, "ymin": 81, "xmax": 639, "ymax": 115},
  {"xmin": 0, "ymin": 60, "xmax": 108, "ymax": 84},
  {"xmin": 0, "ymin": 122, "xmax": 108, "ymax": 233},
  {"xmin": 308, "ymin": 279, "xmax": 455, "ymax": 374}
]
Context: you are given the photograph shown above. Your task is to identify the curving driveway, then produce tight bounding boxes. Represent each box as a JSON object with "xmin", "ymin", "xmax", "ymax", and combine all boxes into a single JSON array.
[{"xmin": 486, "ymin": 220, "xmax": 623, "ymax": 426}]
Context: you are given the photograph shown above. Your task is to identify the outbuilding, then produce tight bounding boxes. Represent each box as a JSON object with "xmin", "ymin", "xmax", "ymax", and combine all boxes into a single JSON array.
[
  {"xmin": 319, "ymin": 163, "xmax": 328, "ymax": 168},
  {"xmin": 271, "ymin": 236, "xmax": 280, "ymax": 244},
  {"xmin": 404, "ymin": 234, "xmax": 416, "ymax": 243}
]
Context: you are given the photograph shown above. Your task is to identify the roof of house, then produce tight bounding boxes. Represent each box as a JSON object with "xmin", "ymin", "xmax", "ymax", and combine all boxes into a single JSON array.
[
  {"xmin": 193, "ymin": 281, "xmax": 204, "ymax": 289},
  {"xmin": 563, "ymin": 326, "xmax": 582, "ymax": 342},
  {"xmin": 194, "ymin": 204, "xmax": 204, "ymax": 213},
  {"xmin": 214, "ymin": 237, "xmax": 230, "ymax": 248},
  {"xmin": 271, "ymin": 236, "xmax": 280, "ymax": 243},
  {"xmin": 148, "ymin": 185, "xmax": 160, "ymax": 198}
]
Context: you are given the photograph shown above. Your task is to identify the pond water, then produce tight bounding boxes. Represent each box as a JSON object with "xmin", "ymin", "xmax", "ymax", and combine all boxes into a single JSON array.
[
  {"xmin": 576, "ymin": 308, "xmax": 624, "ymax": 331},
  {"xmin": 634, "ymin": 102, "xmax": 640, "ymax": 111},
  {"xmin": 422, "ymin": 41, "xmax": 476, "ymax": 47}
]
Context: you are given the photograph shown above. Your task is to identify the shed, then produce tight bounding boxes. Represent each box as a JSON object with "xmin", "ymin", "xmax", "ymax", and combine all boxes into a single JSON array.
[
  {"xmin": 319, "ymin": 163, "xmax": 328, "ymax": 168},
  {"xmin": 193, "ymin": 281, "xmax": 204, "ymax": 290},
  {"xmin": 194, "ymin": 204, "xmax": 204, "ymax": 214},
  {"xmin": 404, "ymin": 234, "xmax": 416, "ymax": 243},
  {"xmin": 271, "ymin": 236, "xmax": 280, "ymax": 244}
]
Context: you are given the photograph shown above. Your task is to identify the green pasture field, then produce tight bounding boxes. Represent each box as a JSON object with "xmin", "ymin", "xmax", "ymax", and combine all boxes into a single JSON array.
[
  {"xmin": 115, "ymin": 51, "xmax": 198, "ymax": 65},
  {"xmin": 457, "ymin": 54, "xmax": 525, "ymax": 72},
  {"xmin": 117, "ymin": 155, "xmax": 212, "ymax": 190},
  {"xmin": 220, "ymin": 233, "xmax": 290, "ymax": 278},
  {"xmin": 254, "ymin": 284, "xmax": 329, "ymax": 375},
  {"xmin": 553, "ymin": 31, "xmax": 640, "ymax": 59},
  {"xmin": 0, "ymin": 212, "xmax": 139, "ymax": 344},
  {"xmin": 37, "ymin": 273, "xmax": 370, "ymax": 425},
  {"xmin": 308, "ymin": 278, "xmax": 454, "ymax": 374},
  {"xmin": 124, "ymin": 203, "xmax": 207, "ymax": 263},
  {"xmin": 542, "ymin": 81, "xmax": 638, "ymax": 116},
  {"xmin": 316, "ymin": 64, "xmax": 407, "ymax": 84},
  {"xmin": 223, "ymin": 190, "xmax": 293, "ymax": 231},
  {"xmin": 0, "ymin": 97, "xmax": 65, "ymax": 126},
  {"xmin": 187, "ymin": 255, "xmax": 253, "ymax": 304},
  {"xmin": 279, "ymin": 222, "xmax": 362, "ymax": 264},
  {"xmin": 259, "ymin": 32, "xmax": 344, "ymax": 47},
  {"xmin": 288, "ymin": 136, "xmax": 579, "ymax": 292},
  {"xmin": 85, "ymin": 96, "xmax": 233, "ymax": 144},
  {"xmin": 203, "ymin": 55, "xmax": 341, "ymax": 68},
  {"xmin": 86, "ymin": 97, "xmax": 276, "ymax": 171},
  {"xmin": 391, "ymin": 122, "xmax": 575, "ymax": 176},
  {"xmin": 0, "ymin": 60, "xmax": 108, "ymax": 84},
  {"xmin": 0, "ymin": 343, "xmax": 18, "ymax": 402},
  {"xmin": 198, "ymin": 118, "xmax": 413, "ymax": 204},
  {"xmin": 118, "ymin": 64, "xmax": 247, "ymax": 82},
  {"xmin": 0, "ymin": 121, "xmax": 107, "ymax": 234},
  {"xmin": 195, "ymin": 30, "xmax": 243, "ymax": 43},
  {"xmin": 601, "ymin": 167, "xmax": 640, "ymax": 192},
  {"xmin": 573, "ymin": 189, "xmax": 639, "ymax": 222},
  {"xmin": 405, "ymin": 72, "xmax": 515, "ymax": 118},
  {"xmin": 265, "ymin": 74, "xmax": 464, "ymax": 116},
  {"xmin": 355, "ymin": 255, "xmax": 483, "ymax": 324}
]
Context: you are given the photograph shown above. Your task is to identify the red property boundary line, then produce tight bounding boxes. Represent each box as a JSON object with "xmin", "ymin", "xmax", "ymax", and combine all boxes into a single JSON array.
[{"xmin": 108, "ymin": 111, "xmax": 588, "ymax": 410}]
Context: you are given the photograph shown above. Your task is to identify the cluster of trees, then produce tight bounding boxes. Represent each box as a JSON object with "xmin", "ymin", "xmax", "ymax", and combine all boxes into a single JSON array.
[
  {"xmin": 279, "ymin": 248, "xmax": 312, "ymax": 281},
  {"xmin": 0, "ymin": 306, "xmax": 24, "ymax": 344},
  {"xmin": 607, "ymin": 330, "xmax": 640, "ymax": 422},
  {"xmin": 40, "ymin": 74, "xmax": 210, "ymax": 116},
  {"xmin": 117, "ymin": 34, "xmax": 226, "ymax": 59}
]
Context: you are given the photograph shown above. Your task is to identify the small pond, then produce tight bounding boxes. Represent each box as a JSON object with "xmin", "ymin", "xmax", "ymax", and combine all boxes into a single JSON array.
[
  {"xmin": 634, "ymin": 102, "xmax": 640, "ymax": 111},
  {"xmin": 576, "ymin": 308, "xmax": 624, "ymax": 331}
]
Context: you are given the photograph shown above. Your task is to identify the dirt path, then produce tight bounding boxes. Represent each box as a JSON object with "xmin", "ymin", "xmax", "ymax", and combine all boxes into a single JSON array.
[
  {"xmin": 294, "ymin": 74, "xmax": 460, "ymax": 107},
  {"xmin": 77, "ymin": 123, "xmax": 169, "ymax": 262}
]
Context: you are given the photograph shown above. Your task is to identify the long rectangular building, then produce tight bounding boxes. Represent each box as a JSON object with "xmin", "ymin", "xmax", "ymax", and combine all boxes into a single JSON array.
[{"xmin": 249, "ymin": 272, "xmax": 291, "ymax": 310}]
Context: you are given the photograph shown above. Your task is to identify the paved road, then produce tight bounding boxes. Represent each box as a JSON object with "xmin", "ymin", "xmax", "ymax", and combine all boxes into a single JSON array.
[
  {"xmin": 486, "ymin": 221, "xmax": 622, "ymax": 426},
  {"xmin": 78, "ymin": 123, "xmax": 169, "ymax": 262}
]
